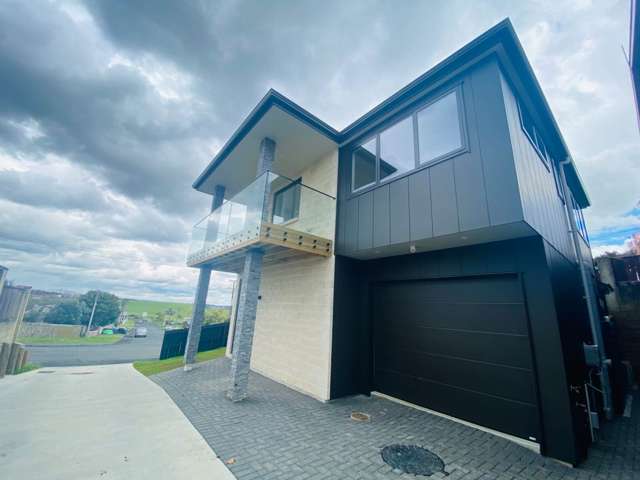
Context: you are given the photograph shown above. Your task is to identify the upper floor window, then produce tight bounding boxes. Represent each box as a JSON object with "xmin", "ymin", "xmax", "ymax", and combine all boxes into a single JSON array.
[
  {"xmin": 551, "ymin": 158, "xmax": 565, "ymax": 203},
  {"xmin": 379, "ymin": 116, "xmax": 415, "ymax": 182},
  {"xmin": 569, "ymin": 192, "xmax": 589, "ymax": 243},
  {"xmin": 272, "ymin": 179, "xmax": 301, "ymax": 224},
  {"xmin": 518, "ymin": 100, "xmax": 550, "ymax": 169},
  {"xmin": 352, "ymin": 138, "xmax": 377, "ymax": 191},
  {"xmin": 417, "ymin": 90, "xmax": 463, "ymax": 164},
  {"xmin": 351, "ymin": 88, "xmax": 464, "ymax": 193}
]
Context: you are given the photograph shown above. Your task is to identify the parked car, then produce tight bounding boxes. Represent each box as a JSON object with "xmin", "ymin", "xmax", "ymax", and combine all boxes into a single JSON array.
[
  {"xmin": 101, "ymin": 328, "xmax": 114, "ymax": 335},
  {"xmin": 134, "ymin": 327, "xmax": 148, "ymax": 338},
  {"xmin": 114, "ymin": 327, "xmax": 128, "ymax": 335}
]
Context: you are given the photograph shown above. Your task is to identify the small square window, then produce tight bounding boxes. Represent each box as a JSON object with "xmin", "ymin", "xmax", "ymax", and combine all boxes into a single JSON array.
[
  {"xmin": 352, "ymin": 138, "xmax": 377, "ymax": 191},
  {"xmin": 272, "ymin": 180, "xmax": 301, "ymax": 224}
]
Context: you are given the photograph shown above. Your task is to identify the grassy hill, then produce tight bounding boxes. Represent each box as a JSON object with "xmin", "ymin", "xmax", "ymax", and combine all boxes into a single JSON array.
[
  {"xmin": 124, "ymin": 299, "xmax": 193, "ymax": 318},
  {"xmin": 124, "ymin": 298, "xmax": 231, "ymax": 329}
]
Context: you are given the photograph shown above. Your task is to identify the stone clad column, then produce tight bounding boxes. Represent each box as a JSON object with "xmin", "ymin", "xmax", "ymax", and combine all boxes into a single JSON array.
[
  {"xmin": 227, "ymin": 137, "xmax": 274, "ymax": 401},
  {"xmin": 184, "ymin": 185, "xmax": 225, "ymax": 369}
]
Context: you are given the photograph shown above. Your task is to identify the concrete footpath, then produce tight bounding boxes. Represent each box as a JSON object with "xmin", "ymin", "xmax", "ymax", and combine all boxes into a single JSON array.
[{"xmin": 0, "ymin": 364, "xmax": 235, "ymax": 480}]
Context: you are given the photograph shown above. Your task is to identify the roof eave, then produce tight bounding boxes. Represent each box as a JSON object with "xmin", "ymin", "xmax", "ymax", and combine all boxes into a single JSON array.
[{"xmin": 192, "ymin": 89, "xmax": 339, "ymax": 191}]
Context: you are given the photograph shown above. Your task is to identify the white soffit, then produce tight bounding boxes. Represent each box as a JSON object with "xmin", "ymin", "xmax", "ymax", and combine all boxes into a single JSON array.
[{"xmin": 198, "ymin": 106, "xmax": 337, "ymax": 197}]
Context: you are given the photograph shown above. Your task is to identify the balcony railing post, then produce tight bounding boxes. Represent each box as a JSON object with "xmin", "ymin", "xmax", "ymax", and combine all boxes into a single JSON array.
[{"xmin": 258, "ymin": 138, "xmax": 275, "ymax": 223}]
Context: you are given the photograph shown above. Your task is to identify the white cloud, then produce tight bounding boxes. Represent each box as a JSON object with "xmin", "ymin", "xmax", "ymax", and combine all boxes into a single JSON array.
[{"xmin": 591, "ymin": 239, "xmax": 633, "ymax": 258}]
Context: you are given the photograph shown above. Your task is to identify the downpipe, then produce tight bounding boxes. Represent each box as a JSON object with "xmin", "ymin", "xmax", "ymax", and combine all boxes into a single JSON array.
[{"xmin": 559, "ymin": 157, "xmax": 613, "ymax": 421}]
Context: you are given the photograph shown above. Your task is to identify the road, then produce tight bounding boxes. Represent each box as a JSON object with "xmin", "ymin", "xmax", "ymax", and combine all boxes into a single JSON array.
[
  {"xmin": 27, "ymin": 322, "xmax": 164, "ymax": 366},
  {"xmin": 0, "ymin": 364, "xmax": 235, "ymax": 480}
]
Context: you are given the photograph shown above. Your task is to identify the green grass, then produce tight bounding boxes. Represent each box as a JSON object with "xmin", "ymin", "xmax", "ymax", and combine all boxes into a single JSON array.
[
  {"xmin": 14, "ymin": 363, "xmax": 40, "ymax": 374},
  {"xmin": 18, "ymin": 335, "xmax": 124, "ymax": 345},
  {"xmin": 133, "ymin": 348, "xmax": 226, "ymax": 377},
  {"xmin": 124, "ymin": 299, "xmax": 193, "ymax": 317}
]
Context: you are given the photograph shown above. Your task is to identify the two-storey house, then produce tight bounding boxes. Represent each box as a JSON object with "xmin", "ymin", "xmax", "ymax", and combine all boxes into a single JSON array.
[{"xmin": 183, "ymin": 19, "xmax": 608, "ymax": 465}]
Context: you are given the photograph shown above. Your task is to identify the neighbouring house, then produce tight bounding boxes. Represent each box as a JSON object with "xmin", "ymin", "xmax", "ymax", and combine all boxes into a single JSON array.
[
  {"xmin": 597, "ymin": 254, "xmax": 640, "ymax": 378},
  {"xmin": 184, "ymin": 20, "xmax": 608, "ymax": 465}
]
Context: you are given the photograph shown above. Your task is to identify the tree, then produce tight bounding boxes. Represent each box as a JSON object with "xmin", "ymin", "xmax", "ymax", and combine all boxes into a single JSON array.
[
  {"xmin": 79, "ymin": 291, "xmax": 120, "ymax": 328},
  {"xmin": 45, "ymin": 302, "xmax": 84, "ymax": 325},
  {"xmin": 204, "ymin": 307, "xmax": 230, "ymax": 325}
]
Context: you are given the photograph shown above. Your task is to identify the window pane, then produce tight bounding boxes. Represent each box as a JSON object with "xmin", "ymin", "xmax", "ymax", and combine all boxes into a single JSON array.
[
  {"xmin": 272, "ymin": 182, "xmax": 300, "ymax": 224},
  {"xmin": 352, "ymin": 138, "xmax": 376, "ymax": 190},
  {"xmin": 417, "ymin": 91, "xmax": 462, "ymax": 163},
  {"xmin": 379, "ymin": 116, "xmax": 415, "ymax": 181}
]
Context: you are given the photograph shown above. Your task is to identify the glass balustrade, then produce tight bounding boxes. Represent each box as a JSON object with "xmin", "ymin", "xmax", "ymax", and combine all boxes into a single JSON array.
[{"xmin": 188, "ymin": 171, "xmax": 335, "ymax": 264}]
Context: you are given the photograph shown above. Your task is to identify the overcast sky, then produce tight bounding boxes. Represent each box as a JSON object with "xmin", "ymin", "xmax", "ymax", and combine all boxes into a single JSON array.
[{"xmin": 0, "ymin": 0, "xmax": 638, "ymax": 304}]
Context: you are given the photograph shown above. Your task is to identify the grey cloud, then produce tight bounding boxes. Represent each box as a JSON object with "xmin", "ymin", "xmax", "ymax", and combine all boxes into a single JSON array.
[
  {"xmin": 0, "ymin": 169, "xmax": 112, "ymax": 211},
  {"xmin": 0, "ymin": 0, "xmax": 637, "ymax": 300}
]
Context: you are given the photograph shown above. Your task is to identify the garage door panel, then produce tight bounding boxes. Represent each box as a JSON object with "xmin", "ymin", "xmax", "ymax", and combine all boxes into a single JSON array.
[
  {"xmin": 372, "ymin": 275, "xmax": 540, "ymax": 442},
  {"xmin": 376, "ymin": 326, "xmax": 533, "ymax": 370},
  {"xmin": 375, "ymin": 348, "xmax": 537, "ymax": 404},
  {"xmin": 379, "ymin": 301, "xmax": 529, "ymax": 336},
  {"xmin": 392, "ymin": 275, "xmax": 523, "ymax": 304},
  {"xmin": 375, "ymin": 369, "xmax": 540, "ymax": 440}
]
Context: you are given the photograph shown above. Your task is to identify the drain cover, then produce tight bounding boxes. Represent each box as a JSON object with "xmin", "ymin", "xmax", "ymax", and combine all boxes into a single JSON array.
[
  {"xmin": 37, "ymin": 370, "xmax": 55, "ymax": 374},
  {"xmin": 381, "ymin": 444, "xmax": 447, "ymax": 476},
  {"xmin": 350, "ymin": 411, "xmax": 370, "ymax": 422}
]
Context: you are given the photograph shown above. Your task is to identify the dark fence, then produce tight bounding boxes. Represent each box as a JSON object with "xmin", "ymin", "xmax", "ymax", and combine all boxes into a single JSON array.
[{"xmin": 159, "ymin": 322, "xmax": 230, "ymax": 360}]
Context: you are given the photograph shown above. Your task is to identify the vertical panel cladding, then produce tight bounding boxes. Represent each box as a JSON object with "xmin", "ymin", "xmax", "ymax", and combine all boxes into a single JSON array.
[
  {"xmin": 373, "ymin": 185, "xmax": 390, "ymax": 248},
  {"xmin": 408, "ymin": 169, "xmax": 433, "ymax": 240},
  {"xmin": 430, "ymin": 160, "xmax": 460, "ymax": 236},
  {"xmin": 453, "ymin": 81, "xmax": 491, "ymax": 231},
  {"xmin": 470, "ymin": 60, "xmax": 523, "ymax": 226},
  {"xmin": 499, "ymin": 70, "xmax": 574, "ymax": 262},
  {"xmin": 357, "ymin": 192, "xmax": 374, "ymax": 250},
  {"xmin": 543, "ymin": 240, "xmax": 591, "ymax": 461},
  {"xmin": 344, "ymin": 199, "xmax": 358, "ymax": 253},
  {"xmin": 335, "ymin": 58, "xmax": 525, "ymax": 257},
  {"xmin": 514, "ymin": 237, "xmax": 582, "ymax": 464},
  {"xmin": 389, "ymin": 177, "xmax": 411, "ymax": 244}
]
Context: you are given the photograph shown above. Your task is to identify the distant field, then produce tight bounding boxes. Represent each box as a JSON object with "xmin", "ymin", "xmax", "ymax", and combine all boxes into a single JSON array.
[{"xmin": 124, "ymin": 299, "xmax": 193, "ymax": 317}]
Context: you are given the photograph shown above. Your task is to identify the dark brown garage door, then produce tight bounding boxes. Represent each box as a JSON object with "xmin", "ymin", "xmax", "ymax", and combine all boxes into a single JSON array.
[{"xmin": 372, "ymin": 275, "xmax": 540, "ymax": 441}]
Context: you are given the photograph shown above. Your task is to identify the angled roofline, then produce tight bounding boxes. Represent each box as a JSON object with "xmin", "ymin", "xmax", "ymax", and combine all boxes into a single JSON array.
[
  {"xmin": 192, "ymin": 89, "xmax": 340, "ymax": 189},
  {"xmin": 194, "ymin": 18, "xmax": 590, "ymax": 206}
]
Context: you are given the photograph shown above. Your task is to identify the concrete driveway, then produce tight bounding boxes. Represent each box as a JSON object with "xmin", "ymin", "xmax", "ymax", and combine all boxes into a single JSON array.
[
  {"xmin": 0, "ymin": 363, "xmax": 235, "ymax": 480},
  {"xmin": 27, "ymin": 322, "xmax": 163, "ymax": 367}
]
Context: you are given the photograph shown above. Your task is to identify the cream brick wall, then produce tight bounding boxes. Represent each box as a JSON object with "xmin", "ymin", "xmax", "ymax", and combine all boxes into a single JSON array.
[{"xmin": 250, "ymin": 148, "xmax": 337, "ymax": 401}]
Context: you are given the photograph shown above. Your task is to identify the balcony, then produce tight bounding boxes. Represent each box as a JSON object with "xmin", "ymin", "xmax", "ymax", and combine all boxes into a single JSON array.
[{"xmin": 187, "ymin": 171, "xmax": 335, "ymax": 272}]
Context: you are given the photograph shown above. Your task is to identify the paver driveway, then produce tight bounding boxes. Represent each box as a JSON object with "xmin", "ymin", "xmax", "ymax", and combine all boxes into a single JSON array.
[
  {"xmin": 0, "ymin": 363, "xmax": 234, "ymax": 480},
  {"xmin": 154, "ymin": 357, "xmax": 639, "ymax": 480}
]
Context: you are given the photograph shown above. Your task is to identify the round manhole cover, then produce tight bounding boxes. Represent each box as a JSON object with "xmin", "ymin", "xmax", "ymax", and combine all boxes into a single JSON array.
[
  {"xmin": 381, "ymin": 444, "xmax": 448, "ymax": 476},
  {"xmin": 350, "ymin": 411, "xmax": 370, "ymax": 422}
]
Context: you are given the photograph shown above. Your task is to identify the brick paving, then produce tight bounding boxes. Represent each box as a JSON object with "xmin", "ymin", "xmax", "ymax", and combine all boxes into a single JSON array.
[{"xmin": 153, "ymin": 358, "xmax": 639, "ymax": 479}]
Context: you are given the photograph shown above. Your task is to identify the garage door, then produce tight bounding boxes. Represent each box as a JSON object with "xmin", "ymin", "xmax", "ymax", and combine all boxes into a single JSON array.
[{"xmin": 372, "ymin": 275, "xmax": 540, "ymax": 441}]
